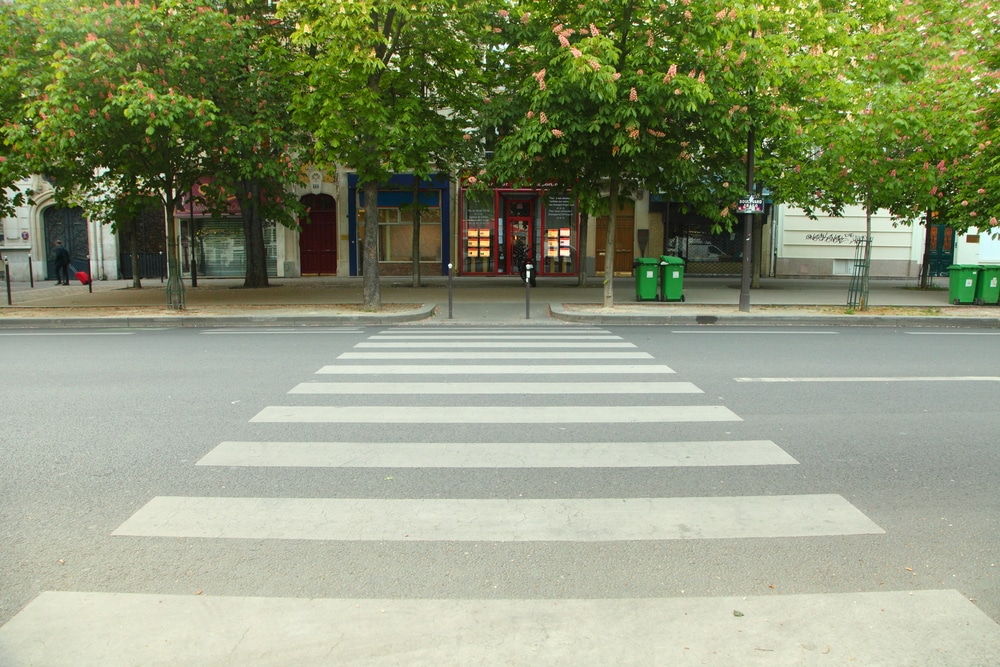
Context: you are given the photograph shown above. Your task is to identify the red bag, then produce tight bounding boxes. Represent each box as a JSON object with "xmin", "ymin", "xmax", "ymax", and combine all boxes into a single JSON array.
[{"xmin": 75, "ymin": 270, "xmax": 91, "ymax": 285}]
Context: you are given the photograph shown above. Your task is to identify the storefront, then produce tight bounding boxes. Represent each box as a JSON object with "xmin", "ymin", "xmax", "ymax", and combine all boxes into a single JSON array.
[
  {"xmin": 460, "ymin": 186, "xmax": 579, "ymax": 278},
  {"xmin": 347, "ymin": 174, "xmax": 450, "ymax": 277}
]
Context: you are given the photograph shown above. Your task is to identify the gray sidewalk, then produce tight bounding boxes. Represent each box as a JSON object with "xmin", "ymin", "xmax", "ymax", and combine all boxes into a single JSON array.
[{"xmin": 0, "ymin": 274, "xmax": 997, "ymax": 327}]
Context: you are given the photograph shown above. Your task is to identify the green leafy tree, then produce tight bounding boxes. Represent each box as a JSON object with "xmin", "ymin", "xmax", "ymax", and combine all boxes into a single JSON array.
[
  {"xmin": 282, "ymin": 0, "xmax": 489, "ymax": 309},
  {"xmin": 201, "ymin": 0, "xmax": 310, "ymax": 288},
  {"xmin": 782, "ymin": 0, "xmax": 987, "ymax": 306},
  {"xmin": 0, "ymin": 1, "xmax": 39, "ymax": 216},
  {"xmin": 485, "ymin": 0, "xmax": 867, "ymax": 307},
  {"xmin": 6, "ymin": 0, "xmax": 247, "ymax": 309}
]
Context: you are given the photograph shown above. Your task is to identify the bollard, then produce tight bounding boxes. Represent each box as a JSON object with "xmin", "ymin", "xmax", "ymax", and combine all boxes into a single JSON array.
[
  {"xmin": 525, "ymin": 262, "xmax": 533, "ymax": 319},
  {"xmin": 87, "ymin": 255, "xmax": 93, "ymax": 293},
  {"xmin": 447, "ymin": 263, "xmax": 453, "ymax": 319},
  {"xmin": 160, "ymin": 251, "xmax": 165, "ymax": 283},
  {"xmin": 28, "ymin": 256, "xmax": 34, "ymax": 288},
  {"xmin": 4, "ymin": 257, "xmax": 11, "ymax": 305}
]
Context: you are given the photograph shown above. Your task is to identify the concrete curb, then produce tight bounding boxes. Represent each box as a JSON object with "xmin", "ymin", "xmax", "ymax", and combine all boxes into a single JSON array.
[
  {"xmin": 0, "ymin": 303, "xmax": 997, "ymax": 329},
  {"xmin": 547, "ymin": 304, "xmax": 1000, "ymax": 328},
  {"xmin": 0, "ymin": 304, "xmax": 437, "ymax": 329}
]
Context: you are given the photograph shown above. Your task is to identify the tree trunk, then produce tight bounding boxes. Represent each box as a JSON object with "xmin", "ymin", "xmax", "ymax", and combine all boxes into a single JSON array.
[
  {"xmin": 576, "ymin": 196, "xmax": 588, "ymax": 287},
  {"xmin": 919, "ymin": 209, "xmax": 932, "ymax": 289},
  {"xmin": 164, "ymin": 210, "xmax": 185, "ymax": 309},
  {"xmin": 603, "ymin": 173, "xmax": 618, "ymax": 308},
  {"xmin": 860, "ymin": 204, "xmax": 873, "ymax": 312},
  {"xmin": 129, "ymin": 220, "xmax": 141, "ymax": 289},
  {"xmin": 362, "ymin": 179, "xmax": 382, "ymax": 310},
  {"xmin": 241, "ymin": 178, "xmax": 269, "ymax": 289},
  {"xmin": 411, "ymin": 179, "xmax": 421, "ymax": 288}
]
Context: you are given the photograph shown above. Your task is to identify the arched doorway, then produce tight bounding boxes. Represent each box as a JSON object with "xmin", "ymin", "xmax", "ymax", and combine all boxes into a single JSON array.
[
  {"xmin": 43, "ymin": 206, "xmax": 89, "ymax": 280},
  {"xmin": 299, "ymin": 194, "xmax": 337, "ymax": 275}
]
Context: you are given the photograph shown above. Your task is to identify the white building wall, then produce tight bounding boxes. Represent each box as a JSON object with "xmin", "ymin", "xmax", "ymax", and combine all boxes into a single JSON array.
[
  {"xmin": 775, "ymin": 204, "xmax": 924, "ymax": 278},
  {"xmin": 1, "ymin": 176, "xmax": 119, "ymax": 282}
]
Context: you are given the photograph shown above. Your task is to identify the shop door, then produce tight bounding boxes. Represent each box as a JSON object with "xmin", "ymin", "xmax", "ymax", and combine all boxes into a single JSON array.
[
  {"xmin": 595, "ymin": 213, "xmax": 635, "ymax": 274},
  {"xmin": 300, "ymin": 194, "xmax": 338, "ymax": 275},
  {"xmin": 44, "ymin": 206, "xmax": 89, "ymax": 279},
  {"xmin": 926, "ymin": 223, "xmax": 954, "ymax": 277},
  {"xmin": 504, "ymin": 199, "xmax": 533, "ymax": 275}
]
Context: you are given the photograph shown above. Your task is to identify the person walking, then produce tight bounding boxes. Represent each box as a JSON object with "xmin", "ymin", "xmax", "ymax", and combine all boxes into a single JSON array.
[{"xmin": 52, "ymin": 239, "xmax": 71, "ymax": 285}]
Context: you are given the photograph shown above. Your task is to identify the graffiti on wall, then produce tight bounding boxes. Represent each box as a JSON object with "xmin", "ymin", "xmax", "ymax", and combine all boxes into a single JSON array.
[{"xmin": 804, "ymin": 233, "xmax": 872, "ymax": 244}]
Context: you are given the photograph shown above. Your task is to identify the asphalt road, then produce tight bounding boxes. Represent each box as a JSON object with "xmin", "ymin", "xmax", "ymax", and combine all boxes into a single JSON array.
[{"xmin": 1, "ymin": 323, "xmax": 999, "ymax": 664}]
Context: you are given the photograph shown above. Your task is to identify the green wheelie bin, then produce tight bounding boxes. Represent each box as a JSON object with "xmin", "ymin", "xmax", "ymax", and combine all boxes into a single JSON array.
[
  {"xmin": 948, "ymin": 265, "xmax": 979, "ymax": 304},
  {"xmin": 658, "ymin": 256, "xmax": 686, "ymax": 302},
  {"xmin": 975, "ymin": 265, "xmax": 1000, "ymax": 305},
  {"xmin": 633, "ymin": 257, "xmax": 659, "ymax": 301}
]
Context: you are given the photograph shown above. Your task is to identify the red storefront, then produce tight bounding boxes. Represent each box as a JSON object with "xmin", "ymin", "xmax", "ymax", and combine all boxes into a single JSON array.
[{"xmin": 459, "ymin": 185, "xmax": 580, "ymax": 278}]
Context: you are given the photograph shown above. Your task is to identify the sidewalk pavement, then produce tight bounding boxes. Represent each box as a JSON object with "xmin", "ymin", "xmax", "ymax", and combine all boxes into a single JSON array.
[{"xmin": 0, "ymin": 274, "xmax": 997, "ymax": 328}]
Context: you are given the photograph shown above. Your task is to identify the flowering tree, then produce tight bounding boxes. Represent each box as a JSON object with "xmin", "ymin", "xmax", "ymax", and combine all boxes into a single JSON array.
[
  {"xmin": 485, "ymin": 0, "xmax": 869, "ymax": 307},
  {"xmin": 0, "ymin": 2, "xmax": 37, "ymax": 216},
  {"xmin": 200, "ymin": 1, "xmax": 309, "ymax": 289},
  {"xmin": 282, "ymin": 0, "xmax": 489, "ymax": 309},
  {"xmin": 5, "ymin": 0, "xmax": 245, "ymax": 309},
  {"xmin": 781, "ymin": 0, "xmax": 990, "ymax": 306}
]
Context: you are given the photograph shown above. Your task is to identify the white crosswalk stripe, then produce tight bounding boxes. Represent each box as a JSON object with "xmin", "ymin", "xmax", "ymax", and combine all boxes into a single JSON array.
[
  {"xmin": 112, "ymin": 495, "xmax": 883, "ymax": 541},
  {"xmin": 317, "ymin": 363, "xmax": 676, "ymax": 374},
  {"xmin": 289, "ymin": 381, "xmax": 702, "ymax": 394},
  {"xmin": 251, "ymin": 404, "xmax": 740, "ymax": 423},
  {"xmin": 7, "ymin": 326, "xmax": 999, "ymax": 665},
  {"xmin": 196, "ymin": 440, "xmax": 798, "ymax": 467}
]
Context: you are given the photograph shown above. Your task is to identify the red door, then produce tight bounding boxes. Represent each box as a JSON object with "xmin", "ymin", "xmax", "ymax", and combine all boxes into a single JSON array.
[
  {"xmin": 300, "ymin": 194, "xmax": 337, "ymax": 275},
  {"xmin": 505, "ymin": 199, "xmax": 533, "ymax": 275}
]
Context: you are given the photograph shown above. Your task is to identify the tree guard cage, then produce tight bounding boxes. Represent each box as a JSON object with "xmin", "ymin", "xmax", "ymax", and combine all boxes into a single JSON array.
[{"xmin": 847, "ymin": 236, "xmax": 872, "ymax": 308}]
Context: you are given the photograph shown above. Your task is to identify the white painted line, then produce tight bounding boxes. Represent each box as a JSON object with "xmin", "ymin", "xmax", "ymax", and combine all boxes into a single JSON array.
[
  {"xmin": 906, "ymin": 331, "xmax": 1000, "ymax": 335},
  {"xmin": 289, "ymin": 382, "xmax": 702, "ymax": 395},
  {"xmin": 197, "ymin": 440, "xmax": 797, "ymax": 468},
  {"xmin": 250, "ymin": 405, "xmax": 740, "ymax": 424},
  {"xmin": 317, "ymin": 364, "xmax": 676, "ymax": 375},
  {"xmin": 736, "ymin": 376, "xmax": 1000, "ymax": 383},
  {"xmin": 354, "ymin": 341, "xmax": 636, "ymax": 348},
  {"xmin": 380, "ymin": 327, "xmax": 607, "ymax": 333},
  {"xmin": 368, "ymin": 334, "xmax": 624, "ymax": 340},
  {"xmin": 112, "ymin": 494, "xmax": 880, "ymax": 541},
  {"xmin": 670, "ymin": 330, "xmax": 839, "ymax": 334},
  {"xmin": 0, "ymin": 331, "xmax": 135, "ymax": 336},
  {"xmin": 337, "ymin": 351, "xmax": 653, "ymax": 359},
  {"xmin": 200, "ymin": 329, "xmax": 364, "ymax": 335},
  {"xmin": 4, "ymin": 590, "xmax": 996, "ymax": 666}
]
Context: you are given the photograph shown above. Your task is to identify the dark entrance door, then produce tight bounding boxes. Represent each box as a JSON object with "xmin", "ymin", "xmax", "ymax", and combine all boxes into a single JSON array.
[
  {"xmin": 44, "ymin": 206, "xmax": 89, "ymax": 280},
  {"xmin": 300, "ymin": 194, "xmax": 338, "ymax": 275},
  {"xmin": 926, "ymin": 223, "xmax": 954, "ymax": 277},
  {"xmin": 503, "ymin": 198, "xmax": 533, "ymax": 276}
]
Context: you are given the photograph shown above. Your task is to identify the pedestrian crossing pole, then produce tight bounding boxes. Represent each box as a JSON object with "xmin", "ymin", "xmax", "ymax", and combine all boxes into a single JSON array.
[
  {"xmin": 525, "ymin": 262, "xmax": 533, "ymax": 319},
  {"xmin": 447, "ymin": 263, "xmax": 453, "ymax": 319}
]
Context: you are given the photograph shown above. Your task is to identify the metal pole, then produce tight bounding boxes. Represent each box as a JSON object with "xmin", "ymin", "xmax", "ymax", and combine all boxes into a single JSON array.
[
  {"xmin": 28, "ymin": 256, "xmax": 34, "ymax": 288},
  {"xmin": 189, "ymin": 194, "xmax": 198, "ymax": 287},
  {"xmin": 739, "ymin": 124, "xmax": 755, "ymax": 313},
  {"xmin": 525, "ymin": 262, "xmax": 533, "ymax": 319},
  {"xmin": 447, "ymin": 262, "xmax": 453, "ymax": 319},
  {"xmin": 87, "ymin": 254, "xmax": 93, "ymax": 293},
  {"xmin": 160, "ymin": 251, "xmax": 165, "ymax": 283},
  {"xmin": 4, "ymin": 257, "xmax": 11, "ymax": 305}
]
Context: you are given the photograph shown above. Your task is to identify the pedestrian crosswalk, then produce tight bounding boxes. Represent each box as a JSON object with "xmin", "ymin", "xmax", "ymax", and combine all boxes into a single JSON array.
[{"xmin": 3, "ymin": 326, "xmax": 999, "ymax": 665}]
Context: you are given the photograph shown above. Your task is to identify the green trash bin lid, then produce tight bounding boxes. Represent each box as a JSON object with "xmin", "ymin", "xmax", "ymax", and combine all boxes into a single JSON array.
[{"xmin": 659, "ymin": 255, "xmax": 685, "ymax": 265}]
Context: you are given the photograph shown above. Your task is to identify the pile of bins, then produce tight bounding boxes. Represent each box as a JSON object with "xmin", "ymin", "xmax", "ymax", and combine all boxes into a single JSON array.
[
  {"xmin": 633, "ymin": 256, "xmax": 685, "ymax": 302},
  {"xmin": 948, "ymin": 264, "xmax": 1000, "ymax": 305}
]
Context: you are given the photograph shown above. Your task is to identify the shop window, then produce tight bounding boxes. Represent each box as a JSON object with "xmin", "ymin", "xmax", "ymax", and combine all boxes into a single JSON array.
[
  {"xmin": 377, "ymin": 206, "xmax": 442, "ymax": 262},
  {"xmin": 462, "ymin": 190, "xmax": 495, "ymax": 273}
]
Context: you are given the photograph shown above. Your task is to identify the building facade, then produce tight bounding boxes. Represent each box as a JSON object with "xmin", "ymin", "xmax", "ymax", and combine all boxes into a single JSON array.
[{"xmin": 4, "ymin": 169, "xmax": 994, "ymax": 286}]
